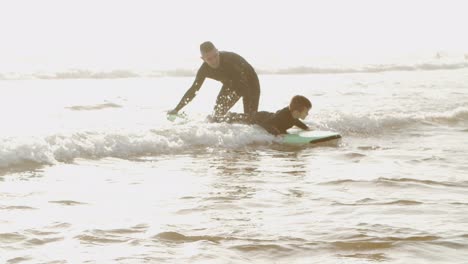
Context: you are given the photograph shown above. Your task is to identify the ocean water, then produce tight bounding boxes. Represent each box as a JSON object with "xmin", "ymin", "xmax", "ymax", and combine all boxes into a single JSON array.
[{"xmin": 1, "ymin": 67, "xmax": 468, "ymax": 263}]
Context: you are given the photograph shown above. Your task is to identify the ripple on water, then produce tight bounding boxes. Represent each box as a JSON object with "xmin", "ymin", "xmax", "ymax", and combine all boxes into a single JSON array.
[
  {"xmin": 343, "ymin": 152, "xmax": 367, "ymax": 159},
  {"xmin": 333, "ymin": 199, "xmax": 423, "ymax": 206},
  {"xmin": 230, "ymin": 243, "xmax": 292, "ymax": 253},
  {"xmin": 6, "ymin": 257, "xmax": 33, "ymax": 264},
  {"xmin": 25, "ymin": 237, "xmax": 64, "ymax": 246},
  {"xmin": 154, "ymin": 231, "xmax": 223, "ymax": 243},
  {"xmin": 48, "ymin": 200, "xmax": 87, "ymax": 206},
  {"xmin": 74, "ymin": 225, "xmax": 148, "ymax": 245},
  {"xmin": 332, "ymin": 241, "xmax": 395, "ymax": 250},
  {"xmin": 319, "ymin": 177, "xmax": 468, "ymax": 189},
  {"xmin": 337, "ymin": 253, "xmax": 389, "ymax": 261},
  {"xmin": 0, "ymin": 233, "xmax": 27, "ymax": 243},
  {"xmin": 75, "ymin": 234, "xmax": 130, "ymax": 244},
  {"xmin": 1, "ymin": 205, "xmax": 37, "ymax": 210}
]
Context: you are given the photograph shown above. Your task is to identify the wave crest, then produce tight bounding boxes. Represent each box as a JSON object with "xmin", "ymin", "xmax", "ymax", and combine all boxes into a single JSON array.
[
  {"xmin": 0, "ymin": 123, "xmax": 272, "ymax": 171},
  {"xmin": 315, "ymin": 107, "xmax": 468, "ymax": 135}
]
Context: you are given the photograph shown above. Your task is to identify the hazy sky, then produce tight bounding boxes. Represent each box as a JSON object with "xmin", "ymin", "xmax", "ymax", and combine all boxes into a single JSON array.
[{"xmin": 1, "ymin": 0, "xmax": 467, "ymax": 71}]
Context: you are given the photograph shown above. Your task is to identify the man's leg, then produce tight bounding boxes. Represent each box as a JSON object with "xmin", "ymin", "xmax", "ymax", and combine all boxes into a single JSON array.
[
  {"xmin": 223, "ymin": 112, "xmax": 250, "ymax": 124},
  {"xmin": 212, "ymin": 85, "xmax": 241, "ymax": 121},
  {"xmin": 242, "ymin": 75, "xmax": 260, "ymax": 116}
]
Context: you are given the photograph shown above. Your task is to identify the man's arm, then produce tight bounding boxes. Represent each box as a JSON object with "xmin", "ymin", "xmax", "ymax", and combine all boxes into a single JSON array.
[{"xmin": 170, "ymin": 67, "xmax": 206, "ymax": 113}]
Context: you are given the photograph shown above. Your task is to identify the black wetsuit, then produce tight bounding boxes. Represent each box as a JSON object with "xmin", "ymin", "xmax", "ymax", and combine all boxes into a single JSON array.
[
  {"xmin": 253, "ymin": 107, "xmax": 308, "ymax": 135},
  {"xmin": 222, "ymin": 107, "xmax": 309, "ymax": 135},
  {"xmin": 173, "ymin": 51, "xmax": 260, "ymax": 118}
]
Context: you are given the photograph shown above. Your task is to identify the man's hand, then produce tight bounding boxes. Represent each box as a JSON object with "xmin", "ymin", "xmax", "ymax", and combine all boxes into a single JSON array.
[{"xmin": 167, "ymin": 109, "xmax": 178, "ymax": 115}]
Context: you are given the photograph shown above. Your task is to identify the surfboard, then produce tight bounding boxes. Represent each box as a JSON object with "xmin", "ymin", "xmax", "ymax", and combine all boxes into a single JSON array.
[
  {"xmin": 167, "ymin": 113, "xmax": 341, "ymax": 144},
  {"xmin": 282, "ymin": 130, "xmax": 341, "ymax": 144}
]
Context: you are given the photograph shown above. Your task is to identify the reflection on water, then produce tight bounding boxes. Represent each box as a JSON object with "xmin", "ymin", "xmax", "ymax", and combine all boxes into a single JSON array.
[
  {"xmin": 1, "ymin": 72, "xmax": 468, "ymax": 263},
  {"xmin": 1, "ymin": 139, "xmax": 467, "ymax": 264}
]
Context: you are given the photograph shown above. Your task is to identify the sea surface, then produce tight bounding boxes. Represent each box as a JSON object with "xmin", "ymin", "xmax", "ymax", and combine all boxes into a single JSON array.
[{"xmin": 1, "ymin": 67, "xmax": 468, "ymax": 263}]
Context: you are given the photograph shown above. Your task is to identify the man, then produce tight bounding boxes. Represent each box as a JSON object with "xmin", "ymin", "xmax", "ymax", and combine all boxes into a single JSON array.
[{"xmin": 168, "ymin": 41, "xmax": 260, "ymax": 121}]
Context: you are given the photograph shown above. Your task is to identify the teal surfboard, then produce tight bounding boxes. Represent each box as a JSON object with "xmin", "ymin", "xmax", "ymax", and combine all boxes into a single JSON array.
[
  {"xmin": 282, "ymin": 130, "xmax": 341, "ymax": 144},
  {"xmin": 167, "ymin": 113, "xmax": 341, "ymax": 144}
]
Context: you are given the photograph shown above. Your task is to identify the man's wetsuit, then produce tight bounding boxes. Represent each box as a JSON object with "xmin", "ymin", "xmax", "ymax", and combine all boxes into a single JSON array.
[
  {"xmin": 252, "ymin": 107, "xmax": 308, "ymax": 135},
  {"xmin": 173, "ymin": 51, "xmax": 260, "ymax": 119}
]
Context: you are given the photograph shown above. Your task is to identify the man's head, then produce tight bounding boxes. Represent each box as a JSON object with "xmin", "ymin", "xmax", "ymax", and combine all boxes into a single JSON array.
[
  {"xmin": 200, "ymin": 41, "xmax": 220, "ymax": 69},
  {"xmin": 289, "ymin": 95, "xmax": 312, "ymax": 120}
]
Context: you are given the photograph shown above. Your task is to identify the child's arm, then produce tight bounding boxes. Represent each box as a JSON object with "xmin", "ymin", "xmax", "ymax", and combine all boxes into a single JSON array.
[{"xmin": 294, "ymin": 119, "xmax": 310, "ymax": 131}]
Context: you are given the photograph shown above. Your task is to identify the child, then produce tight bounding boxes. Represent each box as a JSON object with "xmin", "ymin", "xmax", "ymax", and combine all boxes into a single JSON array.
[
  {"xmin": 252, "ymin": 95, "xmax": 311, "ymax": 135},
  {"xmin": 222, "ymin": 95, "xmax": 312, "ymax": 135}
]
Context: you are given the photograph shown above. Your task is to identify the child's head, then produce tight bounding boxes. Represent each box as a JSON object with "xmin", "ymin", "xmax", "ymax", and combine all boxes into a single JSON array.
[{"xmin": 289, "ymin": 95, "xmax": 312, "ymax": 120}]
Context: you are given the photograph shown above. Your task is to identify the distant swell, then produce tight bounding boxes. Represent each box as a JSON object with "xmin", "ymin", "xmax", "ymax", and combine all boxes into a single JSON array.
[
  {"xmin": 1, "ymin": 61, "xmax": 467, "ymax": 80},
  {"xmin": 271, "ymin": 62, "xmax": 468, "ymax": 74},
  {"xmin": 36, "ymin": 69, "xmax": 138, "ymax": 79}
]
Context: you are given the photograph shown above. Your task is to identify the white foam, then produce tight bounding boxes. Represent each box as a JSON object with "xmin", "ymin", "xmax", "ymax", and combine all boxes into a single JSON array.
[
  {"xmin": 0, "ymin": 123, "xmax": 273, "ymax": 169},
  {"xmin": 314, "ymin": 107, "xmax": 468, "ymax": 135}
]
